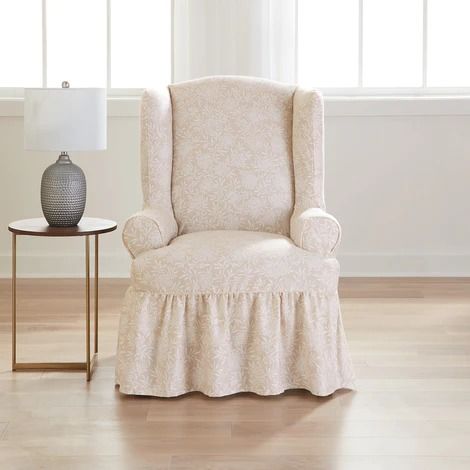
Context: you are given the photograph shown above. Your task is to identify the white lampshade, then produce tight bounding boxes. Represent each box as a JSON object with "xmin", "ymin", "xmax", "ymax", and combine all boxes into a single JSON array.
[{"xmin": 24, "ymin": 88, "xmax": 107, "ymax": 151}]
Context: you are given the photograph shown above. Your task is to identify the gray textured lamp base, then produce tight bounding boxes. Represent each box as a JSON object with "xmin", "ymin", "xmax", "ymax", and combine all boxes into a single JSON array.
[{"xmin": 41, "ymin": 152, "xmax": 86, "ymax": 227}]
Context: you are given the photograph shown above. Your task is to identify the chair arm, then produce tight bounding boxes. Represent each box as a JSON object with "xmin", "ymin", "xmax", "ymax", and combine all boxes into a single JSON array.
[
  {"xmin": 290, "ymin": 208, "xmax": 341, "ymax": 256},
  {"xmin": 122, "ymin": 208, "xmax": 178, "ymax": 258}
]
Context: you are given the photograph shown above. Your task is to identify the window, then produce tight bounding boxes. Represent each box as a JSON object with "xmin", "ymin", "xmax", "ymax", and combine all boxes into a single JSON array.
[
  {"xmin": 111, "ymin": 0, "xmax": 171, "ymax": 88},
  {"xmin": 47, "ymin": 0, "xmax": 107, "ymax": 87},
  {"xmin": 0, "ymin": 0, "xmax": 42, "ymax": 87},
  {"xmin": 0, "ymin": 0, "xmax": 171, "ymax": 92},
  {"xmin": 362, "ymin": 0, "xmax": 422, "ymax": 87},
  {"xmin": 427, "ymin": 0, "xmax": 470, "ymax": 87},
  {"xmin": 298, "ymin": 0, "xmax": 470, "ymax": 94},
  {"xmin": 1, "ymin": 1, "xmax": 469, "ymax": 97},
  {"xmin": 297, "ymin": 0, "xmax": 359, "ymax": 88}
]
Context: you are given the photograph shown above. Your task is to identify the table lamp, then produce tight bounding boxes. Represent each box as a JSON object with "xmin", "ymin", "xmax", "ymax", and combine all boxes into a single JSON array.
[{"xmin": 24, "ymin": 82, "xmax": 106, "ymax": 227}]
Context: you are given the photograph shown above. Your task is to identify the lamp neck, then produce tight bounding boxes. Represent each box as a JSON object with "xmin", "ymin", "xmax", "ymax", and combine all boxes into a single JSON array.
[{"xmin": 57, "ymin": 152, "xmax": 71, "ymax": 164}]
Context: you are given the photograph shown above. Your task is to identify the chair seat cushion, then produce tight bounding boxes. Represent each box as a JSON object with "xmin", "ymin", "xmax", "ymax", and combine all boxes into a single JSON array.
[{"xmin": 131, "ymin": 230, "xmax": 339, "ymax": 295}]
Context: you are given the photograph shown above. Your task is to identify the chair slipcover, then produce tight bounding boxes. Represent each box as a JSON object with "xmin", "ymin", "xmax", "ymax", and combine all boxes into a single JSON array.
[{"xmin": 116, "ymin": 76, "xmax": 354, "ymax": 397}]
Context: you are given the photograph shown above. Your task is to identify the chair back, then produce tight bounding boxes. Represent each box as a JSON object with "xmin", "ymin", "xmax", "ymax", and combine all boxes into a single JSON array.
[{"xmin": 169, "ymin": 76, "xmax": 296, "ymax": 235}]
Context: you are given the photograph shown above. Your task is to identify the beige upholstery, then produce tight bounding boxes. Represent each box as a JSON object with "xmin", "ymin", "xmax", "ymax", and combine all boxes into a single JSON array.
[
  {"xmin": 117, "ymin": 76, "xmax": 354, "ymax": 397},
  {"xmin": 131, "ymin": 230, "xmax": 339, "ymax": 294},
  {"xmin": 170, "ymin": 76, "xmax": 295, "ymax": 236}
]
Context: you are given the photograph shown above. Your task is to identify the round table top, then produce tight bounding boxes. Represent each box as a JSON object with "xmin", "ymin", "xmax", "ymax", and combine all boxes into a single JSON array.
[{"xmin": 8, "ymin": 217, "xmax": 117, "ymax": 237}]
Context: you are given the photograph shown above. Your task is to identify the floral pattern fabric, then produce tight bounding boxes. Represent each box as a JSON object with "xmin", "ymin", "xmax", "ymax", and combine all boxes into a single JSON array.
[
  {"xmin": 116, "ymin": 287, "xmax": 354, "ymax": 397},
  {"xmin": 290, "ymin": 208, "xmax": 341, "ymax": 257},
  {"xmin": 122, "ymin": 208, "xmax": 177, "ymax": 259},
  {"xmin": 169, "ymin": 76, "xmax": 296, "ymax": 236},
  {"xmin": 130, "ymin": 230, "xmax": 339, "ymax": 295},
  {"xmin": 117, "ymin": 76, "xmax": 354, "ymax": 397},
  {"xmin": 292, "ymin": 88, "xmax": 326, "ymax": 212}
]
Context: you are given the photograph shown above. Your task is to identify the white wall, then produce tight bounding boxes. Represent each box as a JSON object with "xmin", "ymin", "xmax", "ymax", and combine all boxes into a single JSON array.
[
  {"xmin": 327, "ymin": 111, "xmax": 470, "ymax": 275},
  {"xmin": 1, "ymin": 102, "xmax": 469, "ymax": 277}
]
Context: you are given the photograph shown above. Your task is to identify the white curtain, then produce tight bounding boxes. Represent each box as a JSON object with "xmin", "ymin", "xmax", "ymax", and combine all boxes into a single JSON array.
[{"xmin": 173, "ymin": 0, "xmax": 297, "ymax": 83}]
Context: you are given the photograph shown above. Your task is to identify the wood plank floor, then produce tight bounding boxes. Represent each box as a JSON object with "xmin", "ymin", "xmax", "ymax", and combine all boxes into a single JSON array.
[{"xmin": 0, "ymin": 278, "xmax": 470, "ymax": 469}]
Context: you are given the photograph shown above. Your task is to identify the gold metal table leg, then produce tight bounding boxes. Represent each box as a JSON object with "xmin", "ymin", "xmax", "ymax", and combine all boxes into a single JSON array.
[
  {"xmin": 86, "ymin": 235, "xmax": 91, "ymax": 381},
  {"xmin": 12, "ymin": 233, "xmax": 16, "ymax": 371},
  {"xmin": 94, "ymin": 234, "xmax": 99, "ymax": 354},
  {"xmin": 11, "ymin": 233, "xmax": 97, "ymax": 380}
]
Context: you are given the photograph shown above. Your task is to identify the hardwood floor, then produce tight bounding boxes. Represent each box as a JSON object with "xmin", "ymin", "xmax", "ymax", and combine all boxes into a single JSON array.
[{"xmin": 1, "ymin": 278, "xmax": 470, "ymax": 469}]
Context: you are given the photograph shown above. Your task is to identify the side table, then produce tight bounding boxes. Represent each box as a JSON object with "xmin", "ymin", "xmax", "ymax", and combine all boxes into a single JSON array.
[{"xmin": 8, "ymin": 217, "xmax": 117, "ymax": 381}]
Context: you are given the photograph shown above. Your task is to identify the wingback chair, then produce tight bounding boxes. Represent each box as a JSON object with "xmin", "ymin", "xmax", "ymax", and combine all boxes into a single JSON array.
[{"xmin": 116, "ymin": 76, "xmax": 354, "ymax": 397}]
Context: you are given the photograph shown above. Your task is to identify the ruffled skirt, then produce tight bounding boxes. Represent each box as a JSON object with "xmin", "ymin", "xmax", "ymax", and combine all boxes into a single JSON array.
[{"xmin": 116, "ymin": 287, "xmax": 355, "ymax": 397}]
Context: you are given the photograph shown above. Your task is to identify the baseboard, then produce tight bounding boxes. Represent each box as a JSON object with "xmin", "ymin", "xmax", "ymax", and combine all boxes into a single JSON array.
[
  {"xmin": 338, "ymin": 253, "xmax": 470, "ymax": 277},
  {"xmin": 0, "ymin": 253, "xmax": 469, "ymax": 278}
]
